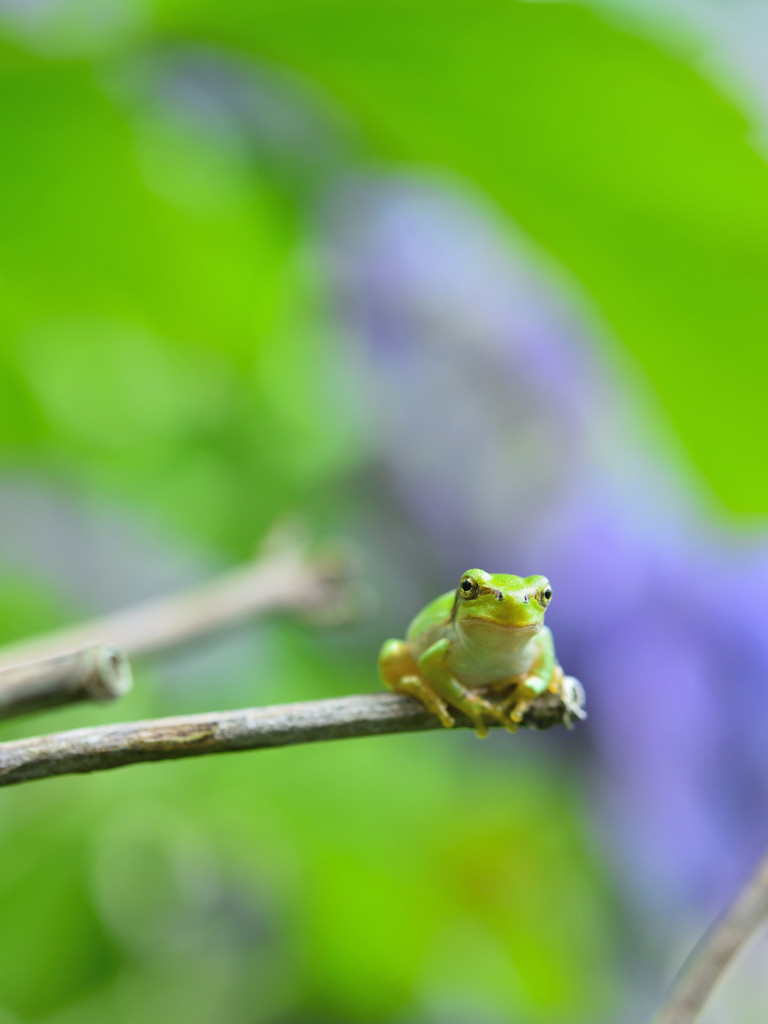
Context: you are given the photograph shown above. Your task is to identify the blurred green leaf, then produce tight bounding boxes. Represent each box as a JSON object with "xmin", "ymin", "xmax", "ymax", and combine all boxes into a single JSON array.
[
  {"xmin": 149, "ymin": 0, "xmax": 768, "ymax": 515},
  {"xmin": 0, "ymin": 42, "xmax": 365, "ymax": 548}
]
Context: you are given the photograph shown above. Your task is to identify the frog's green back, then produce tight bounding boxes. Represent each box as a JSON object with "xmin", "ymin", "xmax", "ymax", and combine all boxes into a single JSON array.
[{"xmin": 405, "ymin": 589, "xmax": 455, "ymax": 649}]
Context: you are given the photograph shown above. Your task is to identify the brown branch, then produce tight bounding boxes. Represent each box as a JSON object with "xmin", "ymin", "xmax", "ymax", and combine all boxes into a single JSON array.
[
  {"xmin": 654, "ymin": 849, "xmax": 768, "ymax": 1024},
  {"xmin": 0, "ymin": 525, "xmax": 361, "ymax": 669},
  {"xmin": 0, "ymin": 646, "xmax": 132, "ymax": 722},
  {"xmin": 0, "ymin": 686, "xmax": 581, "ymax": 788}
]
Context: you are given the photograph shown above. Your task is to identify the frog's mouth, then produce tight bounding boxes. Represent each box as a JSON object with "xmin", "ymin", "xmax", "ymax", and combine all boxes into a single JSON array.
[{"xmin": 463, "ymin": 617, "xmax": 542, "ymax": 636}]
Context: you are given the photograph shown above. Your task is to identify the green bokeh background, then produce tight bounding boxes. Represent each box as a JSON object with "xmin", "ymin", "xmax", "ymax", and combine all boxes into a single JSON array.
[{"xmin": 0, "ymin": 2, "xmax": 765, "ymax": 1022}]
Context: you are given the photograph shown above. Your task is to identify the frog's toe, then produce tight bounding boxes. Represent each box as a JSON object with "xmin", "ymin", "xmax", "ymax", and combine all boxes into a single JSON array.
[
  {"xmin": 432, "ymin": 699, "xmax": 456, "ymax": 729},
  {"xmin": 547, "ymin": 666, "xmax": 565, "ymax": 694},
  {"xmin": 498, "ymin": 685, "xmax": 536, "ymax": 729},
  {"xmin": 457, "ymin": 692, "xmax": 503, "ymax": 738},
  {"xmin": 496, "ymin": 710, "xmax": 521, "ymax": 734},
  {"xmin": 466, "ymin": 709, "xmax": 490, "ymax": 739}
]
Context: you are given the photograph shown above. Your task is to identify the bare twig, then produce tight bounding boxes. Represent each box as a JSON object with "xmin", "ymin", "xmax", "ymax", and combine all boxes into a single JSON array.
[
  {"xmin": 0, "ymin": 646, "xmax": 132, "ymax": 722},
  {"xmin": 654, "ymin": 849, "xmax": 768, "ymax": 1024},
  {"xmin": 0, "ymin": 526, "xmax": 360, "ymax": 669},
  {"xmin": 0, "ymin": 687, "xmax": 581, "ymax": 788}
]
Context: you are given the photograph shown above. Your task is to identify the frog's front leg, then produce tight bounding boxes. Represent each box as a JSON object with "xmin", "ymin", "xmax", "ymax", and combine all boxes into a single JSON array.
[
  {"xmin": 379, "ymin": 639, "xmax": 455, "ymax": 728},
  {"xmin": 418, "ymin": 638, "xmax": 510, "ymax": 738},
  {"xmin": 497, "ymin": 671, "xmax": 558, "ymax": 729},
  {"xmin": 498, "ymin": 626, "xmax": 561, "ymax": 727}
]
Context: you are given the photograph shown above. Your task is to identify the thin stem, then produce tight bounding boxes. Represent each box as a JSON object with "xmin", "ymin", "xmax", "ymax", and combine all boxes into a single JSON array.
[
  {"xmin": 0, "ymin": 646, "xmax": 132, "ymax": 721},
  {"xmin": 654, "ymin": 849, "xmax": 768, "ymax": 1024},
  {"xmin": 0, "ymin": 688, "xmax": 578, "ymax": 788},
  {"xmin": 0, "ymin": 525, "xmax": 360, "ymax": 669}
]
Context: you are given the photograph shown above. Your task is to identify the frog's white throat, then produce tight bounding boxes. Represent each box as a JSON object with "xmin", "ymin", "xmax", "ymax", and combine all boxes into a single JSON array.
[
  {"xmin": 454, "ymin": 619, "xmax": 542, "ymax": 683},
  {"xmin": 458, "ymin": 618, "xmax": 542, "ymax": 654}
]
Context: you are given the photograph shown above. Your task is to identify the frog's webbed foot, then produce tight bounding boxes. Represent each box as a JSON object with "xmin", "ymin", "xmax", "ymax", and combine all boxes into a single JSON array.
[
  {"xmin": 443, "ymin": 689, "xmax": 512, "ymax": 739},
  {"xmin": 496, "ymin": 683, "xmax": 538, "ymax": 732}
]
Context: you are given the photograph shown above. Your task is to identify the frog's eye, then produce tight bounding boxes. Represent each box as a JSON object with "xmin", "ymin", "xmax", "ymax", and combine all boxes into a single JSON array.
[
  {"xmin": 539, "ymin": 587, "xmax": 553, "ymax": 607},
  {"xmin": 459, "ymin": 577, "xmax": 479, "ymax": 599}
]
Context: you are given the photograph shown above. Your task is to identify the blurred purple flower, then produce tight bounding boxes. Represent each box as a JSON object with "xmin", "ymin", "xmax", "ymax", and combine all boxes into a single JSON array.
[{"xmin": 323, "ymin": 175, "xmax": 768, "ymax": 913}]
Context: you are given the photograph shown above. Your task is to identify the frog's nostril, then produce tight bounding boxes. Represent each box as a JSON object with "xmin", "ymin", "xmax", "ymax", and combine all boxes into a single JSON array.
[{"xmin": 495, "ymin": 590, "xmax": 504, "ymax": 601}]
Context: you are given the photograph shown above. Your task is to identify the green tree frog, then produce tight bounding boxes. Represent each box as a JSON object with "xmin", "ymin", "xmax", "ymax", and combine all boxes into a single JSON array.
[{"xmin": 379, "ymin": 569, "xmax": 582, "ymax": 736}]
